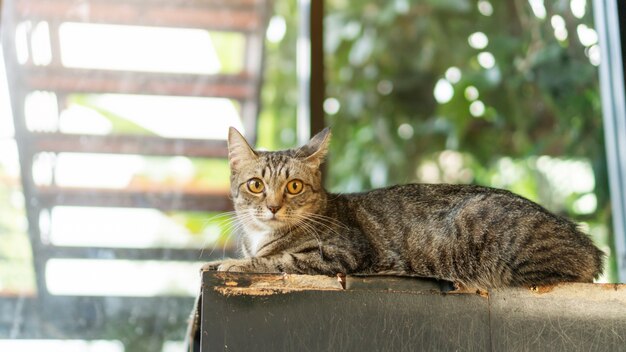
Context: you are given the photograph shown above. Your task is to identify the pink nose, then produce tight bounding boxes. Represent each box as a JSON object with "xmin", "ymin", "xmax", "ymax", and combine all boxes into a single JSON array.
[{"xmin": 267, "ymin": 205, "xmax": 281, "ymax": 214}]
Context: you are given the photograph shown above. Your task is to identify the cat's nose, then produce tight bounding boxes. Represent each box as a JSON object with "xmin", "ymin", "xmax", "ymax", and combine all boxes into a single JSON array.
[{"xmin": 267, "ymin": 205, "xmax": 281, "ymax": 214}]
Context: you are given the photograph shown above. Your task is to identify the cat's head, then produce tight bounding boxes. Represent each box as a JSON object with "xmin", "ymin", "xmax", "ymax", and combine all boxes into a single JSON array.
[{"xmin": 227, "ymin": 127, "xmax": 330, "ymax": 232}]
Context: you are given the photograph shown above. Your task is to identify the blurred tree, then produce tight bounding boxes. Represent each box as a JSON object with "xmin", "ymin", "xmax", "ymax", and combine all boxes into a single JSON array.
[{"xmin": 257, "ymin": 0, "xmax": 300, "ymax": 150}]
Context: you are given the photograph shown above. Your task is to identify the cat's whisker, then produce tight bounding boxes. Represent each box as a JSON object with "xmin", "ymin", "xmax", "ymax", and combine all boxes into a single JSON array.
[
  {"xmin": 217, "ymin": 216, "xmax": 255, "ymax": 259},
  {"xmin": 305, "ymin": 212, "xmax": 351, "ymax": 231},
  {"xmin": 304, "ymin": 216, "xmax": 347, "ymax": 236},
  {"xmin": 298, "ymin": 211, "xmax": 348, "ymax": 229},
  {"xmin": 199, "ymin": 211, "xmax": 255, "ymax": 260},
  {"xmin": 293, "ymin": 213, "xmax": 349, "ymax": 241},
  {"xmin": 199, "ymin": 211, "xmax": 240, "ymax": 226},
  {"xmin": 290, "ymin": 216, "xmax": 324, "ymax": 256},
  {"xmin": 197, "ymin": 210, "xmax": 242, "ymax": 259}
]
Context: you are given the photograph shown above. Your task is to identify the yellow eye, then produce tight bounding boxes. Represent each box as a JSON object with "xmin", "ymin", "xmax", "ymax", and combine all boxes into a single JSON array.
[
  {"xmin": 286, "ymin": 179, "xmax": 304, "ymax": 195},
  {"xmin": 247, "ymin": 178, "xmax": 264, "ymax": 193}
]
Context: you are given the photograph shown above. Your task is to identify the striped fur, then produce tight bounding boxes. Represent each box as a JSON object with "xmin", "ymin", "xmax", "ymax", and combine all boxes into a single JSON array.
[{"xmin": 202, "ymin": 128, "xmax": 605, "ymax": 289}]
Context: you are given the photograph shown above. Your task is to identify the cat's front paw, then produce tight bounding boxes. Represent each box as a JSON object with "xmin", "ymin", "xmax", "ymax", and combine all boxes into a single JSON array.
[
  {"xmin": 201, "ymin": 259, "xmax": 251, "ymax": 272},
  {"xmin": 215, "ymin": 259, "xmax": 252, "ymax": 272},
  {"xmin": 200, "ymin": 260, "xmax": 223, "ymax": 271}
]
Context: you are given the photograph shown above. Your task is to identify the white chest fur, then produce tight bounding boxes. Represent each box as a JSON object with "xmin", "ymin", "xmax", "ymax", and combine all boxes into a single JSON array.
[{"xmin": 246, "ymin": 231, "xmax": 269, "ymax": 256}]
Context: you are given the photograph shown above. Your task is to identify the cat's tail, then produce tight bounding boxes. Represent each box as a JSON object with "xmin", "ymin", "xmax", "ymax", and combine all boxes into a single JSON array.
[
  {"xmin": 575, "ymin": 229, "xmax": 606, "ymax": 283},
  {"xmin": 589, "ymin": 245, "xmax": 606, "ymax": 281}
]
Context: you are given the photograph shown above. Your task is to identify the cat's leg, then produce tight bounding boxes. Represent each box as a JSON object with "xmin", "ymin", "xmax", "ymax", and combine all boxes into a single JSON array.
[
  {"xmin": 201, "ymin": 258, "xmax": 281, "ymax": 273},
  {"xmin": 204, "ymin": 249, "xmax": 360, "ymax": 275},
  {"xmin": 200, "ymin": 260, "xmax": 227, "ymax": 271},
  {"xmin": 199, "ymin": 258, "xmax": 281, "ymax": 273}
]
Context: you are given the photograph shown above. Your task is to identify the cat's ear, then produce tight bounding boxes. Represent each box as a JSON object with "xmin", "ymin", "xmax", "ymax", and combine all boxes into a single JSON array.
[
  {"xmin": 302, "ymin": 127, "xmax": 331, "ymax": 167},
  {"xmin": 227, "ymin": 127, "xmax": 257, "ymax": 171}
]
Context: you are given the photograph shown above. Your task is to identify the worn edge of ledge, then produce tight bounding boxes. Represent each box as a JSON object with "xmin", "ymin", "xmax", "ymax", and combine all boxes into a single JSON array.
[
  {"xmin": 201, "ymin": 269, "xmax": 626, "ymax": 298},
  {"xmin": 203, "ymin": 270, "xmax": 344, "ymax": 296},
  {"xmin": 203, "ymin": 270, "xmax": 472, "ymax": 296}
]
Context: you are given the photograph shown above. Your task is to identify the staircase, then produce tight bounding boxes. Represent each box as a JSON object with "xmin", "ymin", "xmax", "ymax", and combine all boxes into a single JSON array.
[{"xmin": 1, "ymin": 0, "xmax": 269, "ymax": 348}]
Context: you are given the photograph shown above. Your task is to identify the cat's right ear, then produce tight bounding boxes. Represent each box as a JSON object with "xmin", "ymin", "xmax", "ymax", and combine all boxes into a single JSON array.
[
  {"xmin": 303, "ymin": 127, "xmax": 331, "ymax": 167},
  {"xmin": 227, "ymin": 127, "xmax": 257, "ymax": 172}
]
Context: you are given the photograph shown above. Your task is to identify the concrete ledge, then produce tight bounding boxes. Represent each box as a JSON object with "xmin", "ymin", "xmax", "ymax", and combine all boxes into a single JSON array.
[
  {"xmin": 190, "ymin": 271, "xmax": 626, "ymax": 351},
  {"xmin": 490, "ymin": 284, "xmax": 626, "ymax": 350}
]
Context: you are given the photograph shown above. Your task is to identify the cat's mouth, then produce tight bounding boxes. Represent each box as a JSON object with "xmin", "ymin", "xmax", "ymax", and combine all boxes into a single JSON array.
[
  {"xmin": 259, "ymin": 214, "xmax": 287, "ymax": 228},
  {"xmin": 265, "ymin": 211, "xmax": 283, "ymax": 220},
  {"xmin": 255, "ymin": 213, "xmax": 278, "ymax": 222}
]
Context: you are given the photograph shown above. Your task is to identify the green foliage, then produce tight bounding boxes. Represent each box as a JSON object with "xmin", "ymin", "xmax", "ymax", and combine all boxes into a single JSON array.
[
  {"xmin": 257, "ymin": 0, "xmax": 300, "ymax": 150},
  {"xmin": 324, "ymin": 0, "xmax": 602, "ymax": 184}
]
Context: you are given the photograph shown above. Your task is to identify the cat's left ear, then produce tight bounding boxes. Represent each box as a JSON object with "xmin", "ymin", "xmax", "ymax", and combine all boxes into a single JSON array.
[{"xmin": 302, "ymin": 127, "xmax": 331, "ymax": 167}]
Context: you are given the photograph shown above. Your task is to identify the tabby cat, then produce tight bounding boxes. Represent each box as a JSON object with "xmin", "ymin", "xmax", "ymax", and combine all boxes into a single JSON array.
[{"xmin": 203, "ymin": 127, "xmax": 604, "ymax": 289}]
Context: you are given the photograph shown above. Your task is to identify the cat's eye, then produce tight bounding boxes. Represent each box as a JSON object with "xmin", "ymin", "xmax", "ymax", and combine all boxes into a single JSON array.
[
  {"xmin": 285, "ymin": 179, "xmax": 304, "ymax": 195},
  {"xmin": 247, "ymin": 178, "xmax": 265, "ymax": 193}
]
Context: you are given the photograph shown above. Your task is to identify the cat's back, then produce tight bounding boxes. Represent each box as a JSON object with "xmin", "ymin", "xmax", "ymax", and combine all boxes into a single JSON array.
[
  {"xmin": 332, "ymin": 183, "xmax": 585, "ymax": 240},
  {"xmin": 335, "ymin": 183, "xmax": 536, "ymax": 214},
  {"xmin": 327, "ymin": 183, "xmax": 604, "ymax": 288}
]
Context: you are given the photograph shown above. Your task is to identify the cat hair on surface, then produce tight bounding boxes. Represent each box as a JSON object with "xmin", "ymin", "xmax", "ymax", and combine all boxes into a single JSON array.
[{"xmin": 203, "ymin": 127, "xmax": 604, "ymax": 289}]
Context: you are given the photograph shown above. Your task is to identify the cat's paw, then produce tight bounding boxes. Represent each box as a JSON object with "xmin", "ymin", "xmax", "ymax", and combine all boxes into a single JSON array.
[
  {"xmin": 215, "ymin": 259, "xmax": 252, "ymax": 272},
  {"xmin": 200, "ymin": 259, "xmax": 251, "ymax": 272},
  {"xmin": 200, "ymin": 260, "xmax": 223, "ymax": 271}
]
